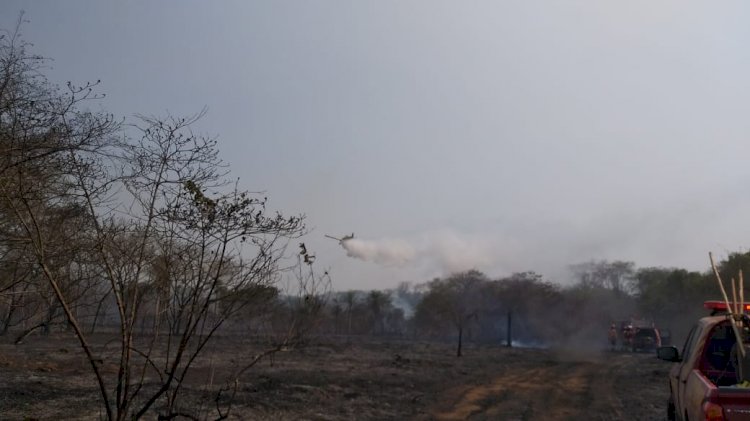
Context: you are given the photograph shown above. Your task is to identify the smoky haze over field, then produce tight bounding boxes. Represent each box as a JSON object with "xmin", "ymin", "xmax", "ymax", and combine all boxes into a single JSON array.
[{"xmin": 4, "ymin": 1, "xmax": 750, "ymax": 289}]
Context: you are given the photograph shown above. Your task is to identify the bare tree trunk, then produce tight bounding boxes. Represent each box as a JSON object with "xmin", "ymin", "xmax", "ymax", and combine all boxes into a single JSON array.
[
  {"xmin": 506, "ymin": 310, "xmax": 512, "ymax": 348},
  {"xmin": 0, "ymin": 297, "xmax": 17, "ymax": 335},
  {"xmin": 457, "ymin": 325, "xmax": 463, "ymax": 357},
  {"xmin": 347, "ymin": 310, "xmax": 352, "ymax": 336},
  {"xmin": 89, "ymin": 290, "xmax": 111, "ymax": 335}
]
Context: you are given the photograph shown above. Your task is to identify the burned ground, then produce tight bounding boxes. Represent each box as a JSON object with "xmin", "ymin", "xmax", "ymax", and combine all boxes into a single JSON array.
[{"xmin": 0, "ymin": 334, "xmax": 670, "ymax": 420}]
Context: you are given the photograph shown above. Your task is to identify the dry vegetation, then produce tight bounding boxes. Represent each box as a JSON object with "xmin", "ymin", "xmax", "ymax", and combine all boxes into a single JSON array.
[{"xmin": 0, "ymin": 333, "xmax": 670, "ymax": 420}]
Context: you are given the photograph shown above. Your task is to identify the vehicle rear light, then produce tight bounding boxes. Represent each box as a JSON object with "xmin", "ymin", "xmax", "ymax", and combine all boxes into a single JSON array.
[
  {"xmin": 702, "ymin": 400, "xmax": 725, "ymax": 421},
  {"xmin": 704, "ymin": 300, "xmax": 750, "ymax": 312}
]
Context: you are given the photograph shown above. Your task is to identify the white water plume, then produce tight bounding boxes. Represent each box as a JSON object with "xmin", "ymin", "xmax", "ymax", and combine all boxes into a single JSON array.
[
  {"xmin": 341, "ymin": 238, "xmax": 416, "ymax": 266},
  {"xmin": 337, "ymin": 230, "xmax": 497, "ymax": 276}
]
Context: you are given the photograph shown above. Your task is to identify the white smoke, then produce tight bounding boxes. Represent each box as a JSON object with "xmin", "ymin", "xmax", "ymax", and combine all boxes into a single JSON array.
[
  {"xmin": 390, "ymin": 293, "xmax": 416, "ymax": 318},
  {"xmin": 338, "ymin": 229, "xmax": 497, "ymax": 276},
  {"xmin": 425, "ymin": 230, "xmax": 495, "ymax": 274}
]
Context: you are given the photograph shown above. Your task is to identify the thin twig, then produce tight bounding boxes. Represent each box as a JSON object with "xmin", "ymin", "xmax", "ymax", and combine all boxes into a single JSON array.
[
  {"xmin": 741, "ymin": 270, "xmax": 745, "ymax": 315},
  {"xmin": 709, "ymin": 252, "xmax": 745, "ymax": 358}
]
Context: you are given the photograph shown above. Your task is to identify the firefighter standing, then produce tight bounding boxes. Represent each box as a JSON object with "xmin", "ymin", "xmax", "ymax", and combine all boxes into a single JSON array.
[
  {"xmin": 622, "ymin": 324, "xmax": 635, "ymax": 351},
  {"xmin": 608, "ymin": 323, "xmax": 618, "ymax": 351}
]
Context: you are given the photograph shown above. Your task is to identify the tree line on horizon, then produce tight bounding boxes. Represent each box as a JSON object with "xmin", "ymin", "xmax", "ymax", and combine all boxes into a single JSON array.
[{"xmin": 311, "ymin": 253, "xmax": 750, "ymax": 356}]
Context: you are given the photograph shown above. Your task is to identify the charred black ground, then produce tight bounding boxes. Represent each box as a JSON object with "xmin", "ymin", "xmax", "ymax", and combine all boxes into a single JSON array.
[{"xmin": 0, "ymin": 334, "xmax": 670, "ymax": 420}]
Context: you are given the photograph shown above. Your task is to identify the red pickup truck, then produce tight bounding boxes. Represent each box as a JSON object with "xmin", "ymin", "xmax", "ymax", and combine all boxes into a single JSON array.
[{"xmin": 658, "ymin": 302, "xmax": 750, "ymax": 421}]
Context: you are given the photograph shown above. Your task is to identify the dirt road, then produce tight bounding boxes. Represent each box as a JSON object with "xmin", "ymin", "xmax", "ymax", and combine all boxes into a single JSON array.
[{"xmin": 428, "ymin": 350, "xmax": 668, "ymax": 421}]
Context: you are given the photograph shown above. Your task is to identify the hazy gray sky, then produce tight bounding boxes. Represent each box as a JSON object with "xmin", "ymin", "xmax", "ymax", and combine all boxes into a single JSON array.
[{"xmin": 3, "ymin": 1, "xmax": 750, "ymax": 290}]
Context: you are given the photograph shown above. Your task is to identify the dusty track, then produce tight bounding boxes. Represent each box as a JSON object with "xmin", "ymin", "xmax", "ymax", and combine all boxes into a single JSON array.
[{"xmin": 429, "ymin": 352, "xmax": 664, "ymax": 421}]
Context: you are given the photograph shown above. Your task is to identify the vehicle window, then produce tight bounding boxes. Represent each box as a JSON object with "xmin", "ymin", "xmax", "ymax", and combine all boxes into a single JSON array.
[
  {"xmin": 682, "ymin": 326, "xmax": 699, "ymax": 360},
  {"xmin": 703, "ymin": 322, "xmax": 736, "ymax": 374},
  {"xmin": 635, "ymin": 328, "xmax": 656, "ymax": 338}
]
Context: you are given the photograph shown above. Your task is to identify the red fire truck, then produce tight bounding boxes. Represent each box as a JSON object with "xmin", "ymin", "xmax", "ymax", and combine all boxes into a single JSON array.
[{"xmin": 617, "ymin": 318, "xmax": 662, "ymax": 352}]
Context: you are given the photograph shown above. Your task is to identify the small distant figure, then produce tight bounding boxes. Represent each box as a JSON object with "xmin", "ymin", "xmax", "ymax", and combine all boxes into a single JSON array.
[
  {"xmin": 608, "ymin": 323, "xmax": 618, "ymax": 351},
  {"xmin": 622, "ymin": 324, "xmax": 635, "ymax": 351}
]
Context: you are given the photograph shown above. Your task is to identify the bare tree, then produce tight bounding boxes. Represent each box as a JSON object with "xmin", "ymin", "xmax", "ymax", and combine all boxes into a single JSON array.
[
  {"xmin": 0, "ymin": 20, "xmax": 322, "ymax": 420},
  {"xmin": 0, "ymin": 16, "xmax": 122, "ymax": 418},
  {"xmin": 570, "ymin": 260, "xmax": 636, "ymax": 294},
  {"xmin": 343, "ymin": 290, "xmax": 357, "ymax": 336},
  {"xmin": 415, "ymin": 270, "xmax": 485, "ymax": 357},
  {"xmin": 367, "ymin": 290, "xmax": 390, "ymax": 335},
  {"xmin": 71, "ymin": 112, "xmax": 309, "ymax": 419}
]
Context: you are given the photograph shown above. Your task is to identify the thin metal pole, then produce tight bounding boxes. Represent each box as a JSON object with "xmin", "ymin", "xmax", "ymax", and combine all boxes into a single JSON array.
[{"xmin": 506, "ymin": 310, "xmax": 512, "ymax": 347}]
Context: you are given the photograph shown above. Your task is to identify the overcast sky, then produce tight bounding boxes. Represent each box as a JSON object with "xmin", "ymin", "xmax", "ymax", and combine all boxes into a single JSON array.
[{"xmin": 3, "ymin": 1, "xmax": 750, "ymax": 290}]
